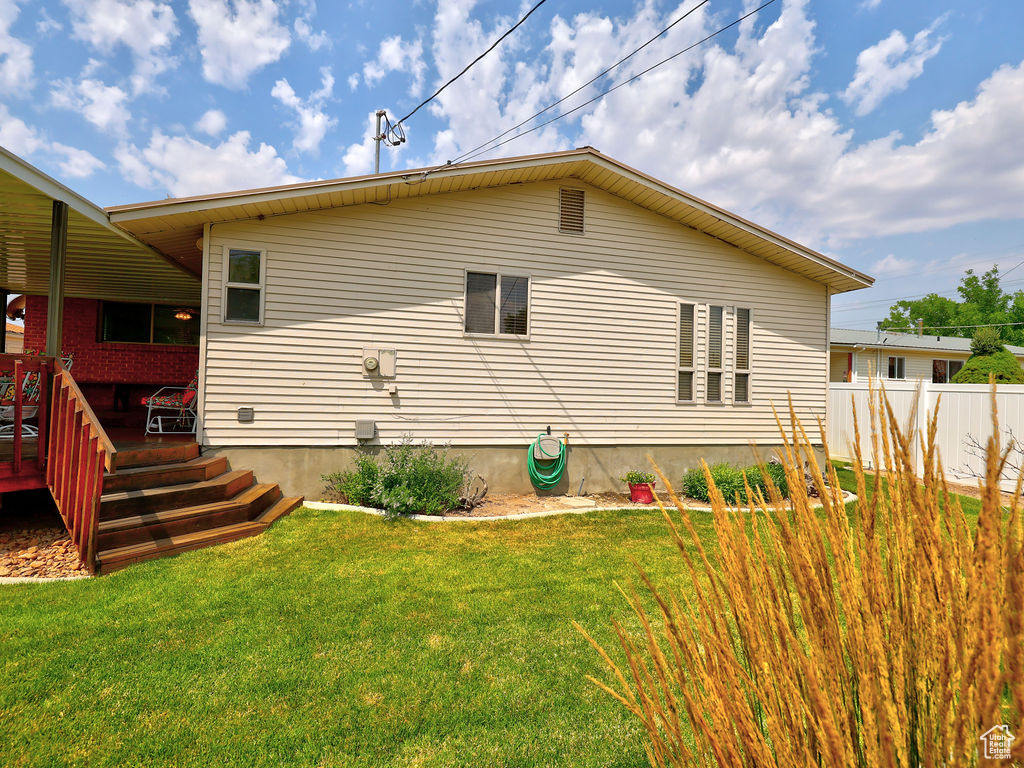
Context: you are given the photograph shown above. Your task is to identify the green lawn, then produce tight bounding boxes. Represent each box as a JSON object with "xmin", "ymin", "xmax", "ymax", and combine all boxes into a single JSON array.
[{"xmin": 0, "ymin": 466, "xmax": 978, "ymax": 767}]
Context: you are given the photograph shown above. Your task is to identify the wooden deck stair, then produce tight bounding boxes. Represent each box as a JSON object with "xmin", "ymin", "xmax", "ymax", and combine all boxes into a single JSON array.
[{"xmin": 96, "ymin": 444, "xmax": 302, "ymax": 574}]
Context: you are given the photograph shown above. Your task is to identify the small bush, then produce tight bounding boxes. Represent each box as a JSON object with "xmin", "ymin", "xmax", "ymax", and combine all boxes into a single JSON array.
[
  {"xmin": 969, "ymin": 325, "xmax": 1002, "ymax": 356},
  {"xmin": 621, "ymin": 470, "xmax": 656, "ymax": 485},
  {"xmin": 951, "ymin": 347, "xmax": 1024, "ymax": 383},
  {"xmin": 682, "ymin": 460, "xmax": 789, "ymax": 504},
  {"xmin": 322, "ymin": 437, "xmax": 470, "ymax": 516}
]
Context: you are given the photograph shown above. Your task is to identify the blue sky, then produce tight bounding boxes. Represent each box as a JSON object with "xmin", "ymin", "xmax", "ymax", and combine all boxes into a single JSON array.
[{"xmin": 2, "ymin": 0, "xmax": 1023, "ymax": 330}]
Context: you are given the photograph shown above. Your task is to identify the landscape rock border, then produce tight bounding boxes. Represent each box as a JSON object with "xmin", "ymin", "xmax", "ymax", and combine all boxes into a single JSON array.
[{"xmin": 306, "ymin": 490, "xmax": 858, "ymax": 522}]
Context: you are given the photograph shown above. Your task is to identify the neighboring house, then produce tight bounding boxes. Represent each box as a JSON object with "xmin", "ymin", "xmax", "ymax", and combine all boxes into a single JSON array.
[
  {"xmin": 5, "ymin": 322, "xmax": 23, "ymax": 353},
  {"xmin": 1, "ymin": 145, "xmax": 873, "ymax": 573},
  {"xmin": 830, "ymin": 328, "xmax": 1024, "ymax": 384}
]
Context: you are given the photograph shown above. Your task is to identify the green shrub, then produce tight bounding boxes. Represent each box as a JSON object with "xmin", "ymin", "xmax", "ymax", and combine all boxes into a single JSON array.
[
  {"xmin": 969, "ymin": 326, "xmax": 1003, "ymax": 356},
  {"xmin": 322, "ymin": 437, "xmax": 470, "ymax": 516},
  {"xmin": 621, "ymin": 470, "xmax": 656, "ymax": 485},
  {"xmin": 950, "ymin": 348, "xmax": 1024, "ymax": 384},
  {"xmin": 681, "ymin": 461, "xmax": 789, "ymax": 504}
]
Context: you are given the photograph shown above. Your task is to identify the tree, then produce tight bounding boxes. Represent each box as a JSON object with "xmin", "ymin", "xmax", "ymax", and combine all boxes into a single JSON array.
[
  {"xmin": 950, "ymin": 328, "xmax": 1024, "ymax": 383},
  {"xmin": 879, "ymin": 266, "xmax": 1024, "ymax": 345}
]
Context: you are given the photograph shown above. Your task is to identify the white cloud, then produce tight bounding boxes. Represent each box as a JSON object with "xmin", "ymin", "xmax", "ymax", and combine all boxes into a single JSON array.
[
  {"xmin": 842, "ymin": 19, "xmax": 946, "ymax": 116},
  {"xmin": 62, "ymin": 0, "xmax": 178, "ymax": 94},
  {"xmin": 115, "ymin": 130, "xmax": 300, "ymax": 196},
  {"xmin": 0, "ymin": 104, "xmax": 44, "ymax": 155},
  {"xmin": 195, "ymin": 108, "xmax": 228, "ymax": 136},
  {"xmin": 0, "ymin": 105, "xmax": 104, "ymax": 178},
  {"xmin": 347, "ymin": 73, "xmax": 359, "ymax": 91},
  {"xmin": 870, "ymin": 254, "xmax": 914, "ymax": 276},
  {"xmin": 0, "ymin": 0, "xmax": 33, "ymax": 95},
  {"xmin": 188, "ymin": 0, "xmax": 290, "ymax": 89},
  {"xmin": 50, "ymin": 75, "xmax": 131, "ymax": 135},
  {"xmin": 363, "ymin": 35, "xmax": 425, "ymax": 97},
  {"xmin": 51, "ymin": 141, "xmax": 105, "ymax": 177},
  {"xmin": 294, "ymin": 16, "xmax": 328, "ymax": 51},
  {"xmin": 271, "ymin": 67, "xmax": 336, "ymax": 154},
  {"xmin": 36, "ymin": 7, "xmax": 62, "ymax": 35},
  {"xmin": 860, "ymin": 0, "xmax": 882, "ymax": 9},
  {"xmin": 408, "ymin": 0, "xmax": 1024, "ymax": 248}
]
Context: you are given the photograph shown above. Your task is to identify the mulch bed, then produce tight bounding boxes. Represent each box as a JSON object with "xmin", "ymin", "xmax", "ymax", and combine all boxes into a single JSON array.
[{"xmin": 0, "ymin": 489, "xmax": 89, "ymax": 579}]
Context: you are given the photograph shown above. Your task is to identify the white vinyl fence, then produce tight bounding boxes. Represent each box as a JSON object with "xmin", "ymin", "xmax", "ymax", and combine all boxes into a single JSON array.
[{"xmin": 828, "ymin": 381, "xmax": 1024, "ymax": 491}]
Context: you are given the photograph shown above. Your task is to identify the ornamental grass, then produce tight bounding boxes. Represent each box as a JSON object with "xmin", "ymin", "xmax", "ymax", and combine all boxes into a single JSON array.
[{"xmin": 578, "ymin": 384, "xmax": 1024, "ymax": 767}]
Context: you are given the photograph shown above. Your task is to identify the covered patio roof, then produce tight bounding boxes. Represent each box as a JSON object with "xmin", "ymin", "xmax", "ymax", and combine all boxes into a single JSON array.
[{"xmin": 0, "ymin": 147, "xmax": 200, "ymax": 304}]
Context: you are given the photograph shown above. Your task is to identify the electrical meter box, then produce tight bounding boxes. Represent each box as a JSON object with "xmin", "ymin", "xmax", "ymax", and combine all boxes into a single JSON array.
[
  {"xmin": 533, "ymin": 435, "xmax": 563, "ymax": 460},
  {"xmin": 362, "ymin": 348, "xmax": 396, "ymax": 377}
]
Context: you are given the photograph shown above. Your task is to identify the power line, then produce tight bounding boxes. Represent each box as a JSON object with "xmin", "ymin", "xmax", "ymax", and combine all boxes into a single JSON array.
[
  {"xmin": 833, "ymin": 274, "xmax": 1024, "ymax": 314},
  {"xmin": 885, "ymin": 321, "xmax": 1024, "ymax": 332},
  {"xmin": 450, "ymin": 0, "xmax": 780, "ymax": 167},
  {"xmin": 445, "ymin": 0, "xmax": 711, "ymax": 166},
  {"xmin": 393, "ymin": 0, "xmax": 549, "ymax": 128}
]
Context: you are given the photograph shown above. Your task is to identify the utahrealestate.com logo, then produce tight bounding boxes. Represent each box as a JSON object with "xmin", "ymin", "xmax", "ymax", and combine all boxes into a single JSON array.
[{"xmin": 979, "ymin": 725, "xmax": 1015, "ymax": 760}]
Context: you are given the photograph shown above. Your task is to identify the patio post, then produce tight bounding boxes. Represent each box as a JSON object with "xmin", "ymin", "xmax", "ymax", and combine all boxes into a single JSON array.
[
  {"xmin": 0, "ymin": 288, "xmax": 7, "ymax": 353},
  {"xmin": 46, "ymin": 200, "xmax": 68, "ymax": 359}
]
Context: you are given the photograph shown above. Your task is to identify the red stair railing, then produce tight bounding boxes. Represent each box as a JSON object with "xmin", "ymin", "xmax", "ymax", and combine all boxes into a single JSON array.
[{"xmin": 46, "ymin": 363, "xmax": 117, "ymax": 573}]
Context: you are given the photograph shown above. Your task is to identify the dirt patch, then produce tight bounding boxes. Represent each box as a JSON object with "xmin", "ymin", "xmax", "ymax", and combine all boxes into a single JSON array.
[
  {"xmin": 440, "ymin": 491, "xmax": 654, "ymax": 518},
  {"xmin": 0, "ymin": 489, "xmax": 89, "ymax": 579}
]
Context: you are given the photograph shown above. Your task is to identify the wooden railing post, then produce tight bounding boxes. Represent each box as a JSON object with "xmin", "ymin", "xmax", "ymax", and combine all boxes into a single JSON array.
[{"xmin": 12, "ymin": 358, "xmax": 21, "ymax": 474}]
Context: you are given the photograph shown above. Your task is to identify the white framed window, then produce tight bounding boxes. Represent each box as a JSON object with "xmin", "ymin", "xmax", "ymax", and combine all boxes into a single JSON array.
[
  {"xmin": 887, "ymin": 355, "xmax": 906, "ymax": 380},
  {"xmin": 706, "ymin": 305, "xmax": 724, "ymax": 403},
  {"xmin": 734, "ymin": 307, "xmax": 751, "ymax": 403},
  {"xmin": 932, "ymin": 358, "xmax": 964, "ymax": 383},
  {"xmin": 464, "ymin": 271, "xmax": 530, "ymax": 336},
  {"xmin": 678, "ymin": 303, "xmax": 695, "ymax": 402},
  {"xmin": 223, "ymin": 246, "xmax": 266, "ymax": 324}
]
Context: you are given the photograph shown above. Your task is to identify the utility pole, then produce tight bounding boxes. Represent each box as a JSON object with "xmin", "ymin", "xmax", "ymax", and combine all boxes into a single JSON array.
[{"xmin": 374, "ymin": 109, "xmax": 386, "ymax": 174}]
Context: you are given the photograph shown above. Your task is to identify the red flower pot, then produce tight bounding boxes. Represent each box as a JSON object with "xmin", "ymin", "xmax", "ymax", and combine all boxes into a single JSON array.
[{"xmin": 628, "ymin": 481, "xmax": 655, "ymax": 504}]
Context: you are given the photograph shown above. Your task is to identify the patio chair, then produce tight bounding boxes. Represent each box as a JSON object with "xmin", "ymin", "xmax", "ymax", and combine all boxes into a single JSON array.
[
  {"xmin": 142, "ymin": 371, "xmax": 198, "ymax": 435},
  {"xmin": 0, "ymin": 353, "xmax": 73, "ymax": 440}
]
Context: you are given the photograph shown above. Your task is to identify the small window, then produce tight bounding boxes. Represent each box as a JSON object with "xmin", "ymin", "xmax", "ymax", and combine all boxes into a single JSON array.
[
  {"xmin": 707, "ymin": 305, "xmax": 724, "ymax": 402},
  {"xmin": 933, "ymin": 358, "xmax": 964, "ymax": 383},
  {"xmin": 224, "ymin": 247, "xmax": 265, "ymax": 324},
  {"xmin": 558, "ymin": 188, "xmax": 584, "ymax": 234},
  {"xmin": 888, "ymin": 356, "xmax": 906, "ymax": 380},
  {"xmin": 735, "ymin": 307, "xmax": 751, "ymax": 403},
  {"xmin": 465, "ymin": 272, "xmax": 529, "ymax": 336},
  {"xmin": 678, "ymin": 303, "xmax": 695, "ymax": 402},
  {"xmin": 100, "ymin": 302, "xmax": 199, "ymax": 346}
]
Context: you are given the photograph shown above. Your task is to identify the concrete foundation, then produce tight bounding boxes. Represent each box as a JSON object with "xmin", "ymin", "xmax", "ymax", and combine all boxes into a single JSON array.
[{"xmin": 207, "ymin": 443, "xmax": 822, "ymax": 501}]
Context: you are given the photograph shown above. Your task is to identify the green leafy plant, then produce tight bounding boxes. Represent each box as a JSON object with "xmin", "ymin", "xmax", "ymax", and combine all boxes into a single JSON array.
[
  {"xmin": 323, "ymin": 437, "xmax": 470, "ymax": 516},
  {"xmin": 970, "ymin": 325, "xmax": 1003, "ymax": 356},
  {"xmin": 681, "ymin": 460, "xmax": 789, "ymax": 504},
  {"xmin": 621, "ymin": 470, "xmax": 656, "ymax": 485},
  {"xmin": 951, "ymin": 347, "xmax": 1024, "ymax": 383}
]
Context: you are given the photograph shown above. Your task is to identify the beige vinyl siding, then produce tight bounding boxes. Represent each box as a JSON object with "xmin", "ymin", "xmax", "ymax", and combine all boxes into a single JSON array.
[{"xmin": 201, "ymin": 180, "xmax": 828, "ymax": 447}]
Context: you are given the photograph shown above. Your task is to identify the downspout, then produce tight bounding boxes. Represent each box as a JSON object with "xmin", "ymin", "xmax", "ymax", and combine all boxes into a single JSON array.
[{"xmin": 196, "ymin": 222, "xmax": 211, "ymax": 447}]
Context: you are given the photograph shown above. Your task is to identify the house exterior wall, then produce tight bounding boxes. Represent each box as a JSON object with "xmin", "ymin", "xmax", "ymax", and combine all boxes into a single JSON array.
[
  {"xmin": 835, "ymin": 346, "xmax": 970, "ymax": 382},
  {"xmin": 200, "ymin": 180, "xmax": 830, "ymax": 493},
  {"xmin": 23, "ymin": 296, "xmax": 198, "ymax": 384}
]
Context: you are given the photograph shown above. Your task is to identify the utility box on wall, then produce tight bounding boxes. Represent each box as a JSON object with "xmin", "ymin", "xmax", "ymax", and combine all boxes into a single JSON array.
[
  {"xmin": 354, "ymin": 420, "xmax": 376, "ymax": 440},
  {"xmin": 362, "ymin": 348, "xmax": 396, "ymax": 377}
]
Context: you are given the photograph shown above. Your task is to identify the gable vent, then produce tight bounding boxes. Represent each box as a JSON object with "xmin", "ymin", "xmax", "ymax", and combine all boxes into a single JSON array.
[{"xmin": 558, "ymin": 188, "xmax": 585, "ymax": 234}]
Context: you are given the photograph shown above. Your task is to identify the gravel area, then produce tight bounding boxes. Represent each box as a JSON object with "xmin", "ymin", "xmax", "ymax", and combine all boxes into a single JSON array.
[{"xmin": 0, "ymin": 489, "xmax": 89, "ymax": 579}]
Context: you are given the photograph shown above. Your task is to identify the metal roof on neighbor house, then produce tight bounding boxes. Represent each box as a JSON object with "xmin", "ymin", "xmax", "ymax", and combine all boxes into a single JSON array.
[
  {"xmin": 106, "ymin": 147, "xmax": 875, "ymax": 294},
  {"xmin": 0, "ymin": 147, "xmax": 200, "ymax": 303},
  {"xmin": 831, "ymin": 327, "xmax": 1024, "ymax": 356}
]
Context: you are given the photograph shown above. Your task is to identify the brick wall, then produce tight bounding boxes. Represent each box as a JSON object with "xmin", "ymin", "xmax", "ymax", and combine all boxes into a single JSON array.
[{"xmin": 24, "ymin": 296, "xmax": 198, "ymax": 385}]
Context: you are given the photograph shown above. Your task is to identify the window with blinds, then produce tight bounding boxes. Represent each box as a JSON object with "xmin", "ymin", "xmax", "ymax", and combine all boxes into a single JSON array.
[
  {"xmin": 735, "ymin": 307, "xmax": 751, "ymax": 403},
  {"xmin": 558, "ymin": 188, "xmax": 585, "ymax": 233},
  {"xmin": 465, "ymin": 271, "xmax": 530, "ymax": 336},
  {"xmin": 678, "ymin": 303, "xmax": 695, "ymax": 401},
  {"xmin": 707, "ymin": 305, "xmax": 724, "ymax": 402}
]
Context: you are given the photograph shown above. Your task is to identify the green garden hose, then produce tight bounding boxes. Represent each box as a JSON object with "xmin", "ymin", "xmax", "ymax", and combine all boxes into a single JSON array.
[{"xmin": 528, "ymin": 433, "xmax": 566, "ymax": 489}]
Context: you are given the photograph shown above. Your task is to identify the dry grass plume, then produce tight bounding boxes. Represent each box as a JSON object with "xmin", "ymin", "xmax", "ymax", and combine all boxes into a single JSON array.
[{"xmin": 577, "ymin": 383, "xmax": 1024, "ymax": 767}]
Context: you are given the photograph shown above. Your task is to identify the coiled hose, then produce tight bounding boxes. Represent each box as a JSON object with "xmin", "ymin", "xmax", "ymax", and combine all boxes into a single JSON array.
[{"xmin": 527, "ymin": 433, "xmax": 566, "ymax": 489}]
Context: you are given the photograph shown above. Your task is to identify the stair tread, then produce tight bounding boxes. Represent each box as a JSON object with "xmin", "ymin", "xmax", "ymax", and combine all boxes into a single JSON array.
[
  {"xmin": 98, "ymin": 483, "xmax": 279, "ymax": 533},
  {"xmin": 257, "ymin": 496, "xmax": 303, "ymax": 525},
  {"xmin": 101, "ymin": 469, "xmax": 251, "ymax": 502},
  {"xmin": 97, "ymin": 520, "xmax": 265, "ymax": 564},
  {"xmin": 105, "ymin": 454, "xmax": 224, "ymax": 479}
]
